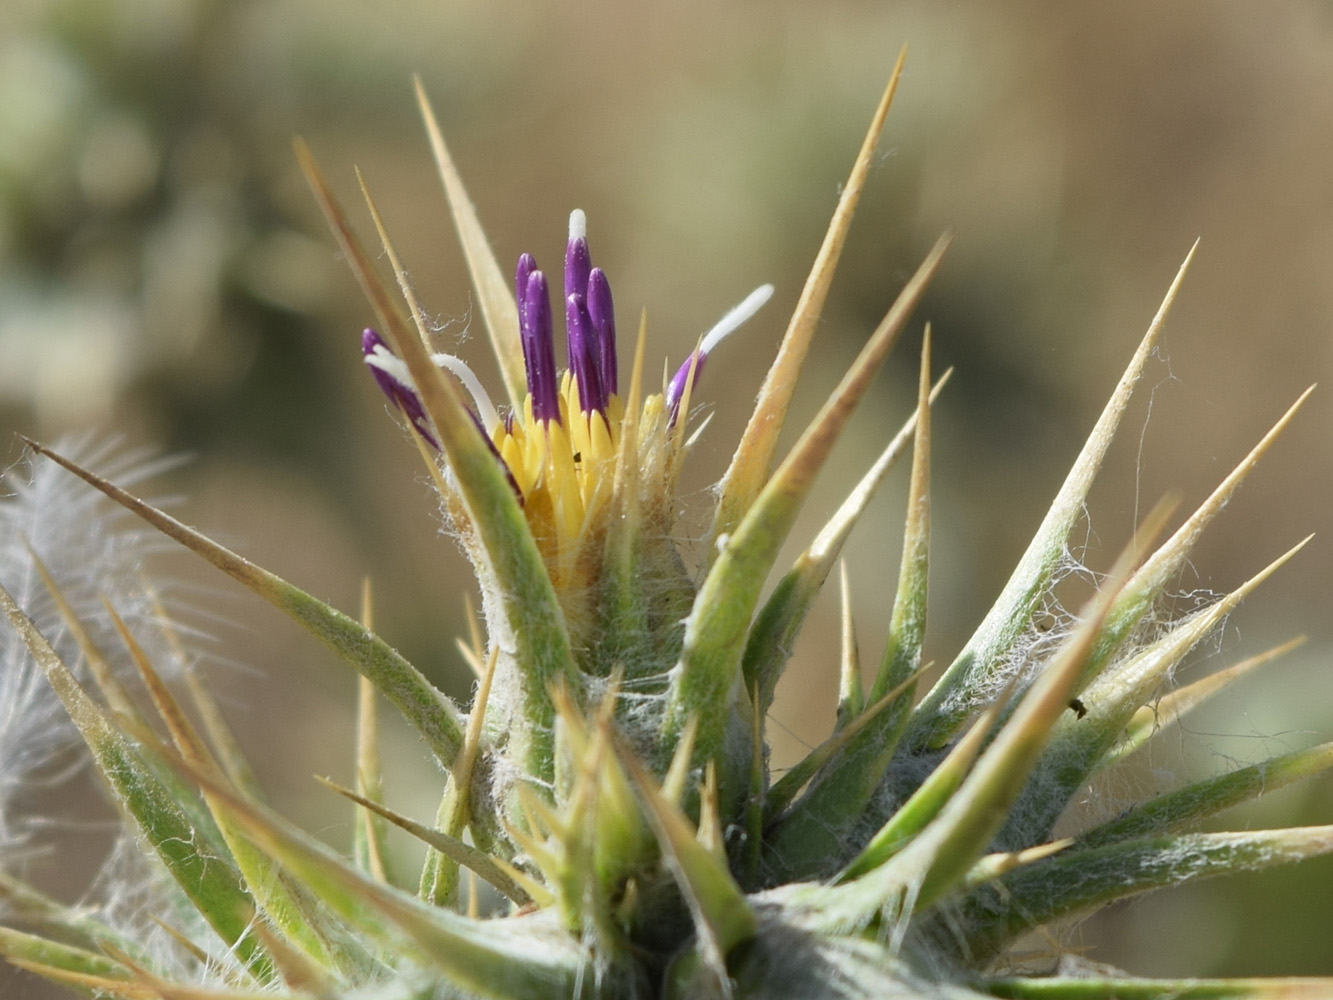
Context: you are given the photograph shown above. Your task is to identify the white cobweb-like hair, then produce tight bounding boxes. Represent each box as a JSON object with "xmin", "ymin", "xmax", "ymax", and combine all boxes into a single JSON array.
[{"xmin": 0, "ymin": 437, "xmax": 191, "ymax": 855}]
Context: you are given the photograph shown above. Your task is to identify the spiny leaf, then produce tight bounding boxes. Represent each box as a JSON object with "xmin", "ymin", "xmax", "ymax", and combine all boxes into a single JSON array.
[
  {"xmin": 324, "ymin": 153, "xmax": 574, "ymax": 787},
  {"xmin": 764, "ymin": 333, "xmax": 939, "ymax": 874},
  {"xmin": 763, "ymin": 662, "xmax": 932, "ymax": 825},
  {"xmin": 27, "ymin": 546, "xmax": 142, "ymax": 723},
  {"xmin": 814, "ymin": 502, "xmax": 1172, "ymax": 930},
  {"xmin": 1109, "ymin": 636, "xmax": 1306, "ymax": 765},
  {"xmin": 0, "ymin": 581, "xmax": 272, "ymax": 981},
  {"xmin": 107, "ymin": 602, "xmax": 218, "ymax": 773},
  {"xmin": 615, "ymin": 733, "xmax": 756, "ymax": 982},
  {"xmin": 698, "ymin": 761, "xmax": 725, "ymax": 860},
  {"xmin": 1075, "ymin": 741, "xmax": 1333, "ymax": 851},
  {"xmin": 836, "ymin": 684, "xmax": 1013, "ymax": 882},
  {"xmin": 761, "ymin": 332, "xmax": 937, "ymax": 881},
  {"xmin": 664, "ymin": 235, "xmax": 948, "ymax": 780},
  {"xmin": 741, "ymin": 684, "xmax": 766, "ymax": 886},
  {"xmin": 414, "ymin": 76, "xmax": 527, "ymax": 408},
  {"xmin": 153, "ymin": 736, "xmax": 599, "ymax": 1000},
  {"xmin": 0, "ymin": 924, "xmax": 135, "ymax": 986},
  {"xmin": 0, "ymin": 872, "xmax": 151, "ymax": 962},
  {"xmin": 29, "ymin": 559, "xmax": 237, "ymax": 859},
  {"xmin": 836, "ymin": 561, "xmax": 865, "ymax": 724},
  {"xmin": 145, "ymin": 585, "xmax": 268, "ymax": 802},
  {"xmin": 353, "ymin": 579, "xmax": 391, "ymax": 883},
  {"xmin": 547, "ymin": 697, "xmax": 635, "ymax": 947},
  {"xmin": 1, "ymin": 962, "xmax": 143, "ymax": 1000},
  {"xmin": 316, "ymin": 777, "xmax": 529, "ymax": 905},
  {"xmin": 22, "ymin": 437, "xmax": 465, "ymax": 770},
  {"xmin": 967, "ymin": 826, "xmax": 1333, "ymax": 961},
  {"xmin": 709, "ymin": 45, "xmax": 908, "ymax": 552},
  {"xmin": 742, "ymin": 365, "xmax": 952, "ymax": 716},
  {"xmin": 871, "ymin": 325, "xmax": 934, "ymax": 706},
  {"xmin": 1008, "ymin": 536, "xmax": 1312, "ymax": 844},
  {"xmin": 598, "ymin": 315, "xmax": 656, "ymax": 682},
  {"xmin": 108, "ymin": 606, "xmax": 369, "ymax": 973},
  {"xmin": 420, "ymin": 643, "xmax": 499, "ymax": 906},
  {"xmin": 251, "ymin": 923, "xmax": 339, "ymax": 998},
  {"xmin": 962, "ymin": 839, "xmax": 1071, "ymax": 890},
  {"xmin": 1085, "ymin": 388, "xmax": 1314, "ymax": 689},
  {"xmin": 908, "ymin": 243, "xmax": 1199, "ymax": 751},
  {"xmin": 554, "ymin": 683, "xmax": 658, "ymax": 910},
  {"xmin": 183, "ymin": 667, "xmax": 266, "ymax": 802},
  {"xmin": 698, "ymin": 912, "xmax": 982, "ymax": 1000},
  {"xmin": 100, "ymin": 945, "xmax": 300, "ymax": 1000}
]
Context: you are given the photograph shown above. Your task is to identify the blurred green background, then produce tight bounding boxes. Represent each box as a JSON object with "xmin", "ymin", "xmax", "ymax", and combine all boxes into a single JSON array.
[{"xmin": 2, "ymin": 1, "xmax": 1331, "ymax": 993}]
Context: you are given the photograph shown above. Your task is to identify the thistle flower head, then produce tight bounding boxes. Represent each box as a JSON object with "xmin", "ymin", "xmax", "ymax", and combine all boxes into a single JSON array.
[
  {"xmin": 361, "ymin": 204, "xmax": 772, "ymax": 669},
  {"xmin": 2, "ymin": 49, "xmax": 1328, "ymax": 1000}
]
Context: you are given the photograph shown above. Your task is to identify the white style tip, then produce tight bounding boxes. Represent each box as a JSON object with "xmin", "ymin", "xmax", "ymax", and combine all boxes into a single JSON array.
[
  {"xmin": 701, "ymin": 283, "xmax": 775, "ymax": 355},
  {"xmin": 569, "ymin": 208, "xmax": 587, "ymax": 242}
]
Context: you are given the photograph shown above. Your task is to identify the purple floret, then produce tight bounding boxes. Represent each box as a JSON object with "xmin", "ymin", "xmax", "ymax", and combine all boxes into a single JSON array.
[
  {"xmin": 518, "ymin": 265, "xmax": 561, "ymax": 423},
  {"xmin": 565, "ymin": 232, "xmax": 592, "ymax": 301},
  {"xmin": 362, "ymin": 328, "xmax": 523, "ymax": 500},
  {"xmin": 514, "ymin": 213, "xmax": 624, "ymax": 420},
  {"xmin": 665, "ymin": 350, "xmax": 707, "ymax": 427},
  {"xmin": 566, "ymin": 292, "xmax": 606, "ymax": 415},
  {"xmin": 362, "ymin": 328, "xmax": 439, "ymax": 449},
  {"xmin": 587, "ymin": 267, "xmax": 618, "ymax": 397}
]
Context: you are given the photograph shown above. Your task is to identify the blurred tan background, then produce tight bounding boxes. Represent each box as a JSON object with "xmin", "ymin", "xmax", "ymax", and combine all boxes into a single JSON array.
[{"xmin": 2, "ymin": 0, "xmax": 1331, "ymax": 992}]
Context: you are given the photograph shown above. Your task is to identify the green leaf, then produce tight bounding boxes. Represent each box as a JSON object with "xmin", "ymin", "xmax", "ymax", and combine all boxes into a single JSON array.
[
  {"xmin": 663, "ymin": 236, "xmax": 948, "ymax": 787},
  {"xmin": 742, "ymin": 365, "xmax": 950, "ymax": 716},
  {"xmin": 966, "ymin": 826, "xmax": 1333, "ymax": 962},
  {"xmin": 413, "ymin": 77, "xmax": 527, "ymax": 409},
  {"xmin": 1006, "ymin": 536, "xmax": 1310, "ymax": 845},
  {"xmin": 22, "ymin": 438, "xmax": 464, "ymax": 771},
  {"xmin": 759, "ymin": 330, "xmax": 937, "ymax": 882},
  {"xmin": 1075, "ymin": 741, "xmax": 1333, "ymax": 851},
  {"xmin": 0, "ymin": 582, "xmax": 272, "ymax": 981},
  {"xmin": 709, "ymin": 46, "xmax": 908, "ymax": 552},
  {"xmin": 907, "ymin": 245, "xmax": 1198, "ymax": 751},
  {"xmin": 0, "ymin": 925, "xmax": 134, "ymax": 986},
  {"xmin": 157, "ymin": 740, "xmax": 603, "ymax": 1000}
]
